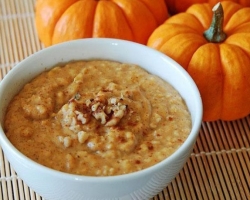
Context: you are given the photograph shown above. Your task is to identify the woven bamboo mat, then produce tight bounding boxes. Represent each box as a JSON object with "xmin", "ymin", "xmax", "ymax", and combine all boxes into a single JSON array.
[{"xmin": 0, "ymin": 0, "xmax": 249, "ymax": 199}]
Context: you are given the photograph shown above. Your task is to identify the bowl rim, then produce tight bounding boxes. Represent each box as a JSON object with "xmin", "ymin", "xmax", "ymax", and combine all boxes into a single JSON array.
[{"xmin": 0, "ymin": 38, "xmax": 203, "ymax": 182}]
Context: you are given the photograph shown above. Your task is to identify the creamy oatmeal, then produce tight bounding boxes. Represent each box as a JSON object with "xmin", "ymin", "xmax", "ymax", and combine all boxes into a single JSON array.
[{"xmin": 4, "ymin": 60, "xmax": 191, "ymax": 176}]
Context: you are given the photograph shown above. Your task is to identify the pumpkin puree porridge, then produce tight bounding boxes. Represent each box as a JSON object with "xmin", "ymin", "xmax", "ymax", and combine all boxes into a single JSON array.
[{"xmin": 4, "ymin": 60, "xmax": 191, "ymax": 176}]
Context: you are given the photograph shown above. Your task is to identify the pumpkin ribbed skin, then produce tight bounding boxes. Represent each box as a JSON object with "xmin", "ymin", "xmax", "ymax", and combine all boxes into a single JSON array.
[
  {"xmin": 148, "ymin": 1, "xmax": 250, "ymax": 121},
  {"xmin": 35, "ymin": 0, "xmax": 168, "ymax": 47},
  {"xmin": 165, "ymin": 0, "xmax": 250, "ymax": 14}
]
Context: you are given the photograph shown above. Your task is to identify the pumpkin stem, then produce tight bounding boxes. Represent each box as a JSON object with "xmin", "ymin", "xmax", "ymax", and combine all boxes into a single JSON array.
[{"xmin": 203, "ymin": 2, "xmax": 227, "ymax": 43}]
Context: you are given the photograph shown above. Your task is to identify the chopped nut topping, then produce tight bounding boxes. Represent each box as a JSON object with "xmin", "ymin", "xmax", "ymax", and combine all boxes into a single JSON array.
[
  {"xmin": 68, "ymin": 91, "xmax": 128, "ymax": 127},
  {"xmin": 92, "ymin": 109, "xmax": 108, "ymax": 124},
  {"xmin": 74, "ymin": 110, "xmax": 88, "ymax": 124},
  {"xmin": 105, "ymin": 104, "xmax": 127, "ymax": 127}
]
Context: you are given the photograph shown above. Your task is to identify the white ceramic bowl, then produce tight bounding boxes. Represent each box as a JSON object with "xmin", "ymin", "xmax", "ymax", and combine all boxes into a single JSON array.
[{"xmin": 0, "ymin": 38, "xmax": 202, "ymax": 200}]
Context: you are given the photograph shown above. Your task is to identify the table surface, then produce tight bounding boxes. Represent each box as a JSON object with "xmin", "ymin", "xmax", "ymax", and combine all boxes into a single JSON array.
[{"xmin": 0, "ymin": 0, "xmax": 249, "ymax": 199}]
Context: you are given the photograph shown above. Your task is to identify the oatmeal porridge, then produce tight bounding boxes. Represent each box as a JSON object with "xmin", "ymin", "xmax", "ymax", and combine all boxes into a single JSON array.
[{"xmin": 4, "ymin": 60, "xmax": 191, "ymax": 176}]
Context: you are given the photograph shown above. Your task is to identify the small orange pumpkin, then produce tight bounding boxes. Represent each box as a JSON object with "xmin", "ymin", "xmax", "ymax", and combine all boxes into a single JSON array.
[
  {"xmin": 165, "ymin": 0, "xmax": 250, "ymax": 14},
  {"xmin": 148, "ymin": 1, "xmax": 250, "ymax": 121},
  {"xmin": 35, "ymin": 0, "xmax": 168, "ymax": 47}
]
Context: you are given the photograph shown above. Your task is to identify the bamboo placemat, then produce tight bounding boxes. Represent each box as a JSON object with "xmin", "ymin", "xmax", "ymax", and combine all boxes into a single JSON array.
[{"xmin": 0, "ymin": 0, "xmax": 249, "ymax": 199}]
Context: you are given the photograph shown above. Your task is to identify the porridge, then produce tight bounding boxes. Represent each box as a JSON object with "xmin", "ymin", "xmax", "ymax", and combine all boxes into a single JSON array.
[{"xmin": 4, "ymin": 60, "xmax": 191, "ymax": 176}]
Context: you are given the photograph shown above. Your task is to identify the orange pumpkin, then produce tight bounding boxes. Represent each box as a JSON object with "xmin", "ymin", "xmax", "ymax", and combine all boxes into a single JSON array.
[
  {"xmin": 35, "ymin": 0, "xmax": 168, "ymax": 47},
  {"xmin": 165, "ymin": 0, "xmax": 250, "ymax": 14},
  {"xmin": 148, "ymin": 1, "xmax": 250, "ymax": 121}
]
